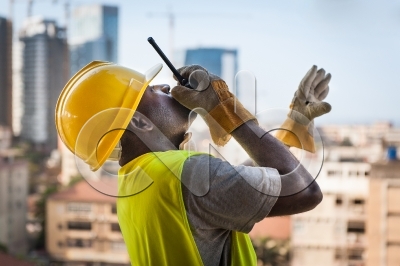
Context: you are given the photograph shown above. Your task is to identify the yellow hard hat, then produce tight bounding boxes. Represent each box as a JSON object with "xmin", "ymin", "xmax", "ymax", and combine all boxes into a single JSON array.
[{"xmin": 55, "ymin": 61, "xmax": 162, "ymax": 171}]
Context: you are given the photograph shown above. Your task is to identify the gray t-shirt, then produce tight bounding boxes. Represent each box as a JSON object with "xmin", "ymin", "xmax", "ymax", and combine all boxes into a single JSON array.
[{"xmin": 181, "ymin": 155, "xmax": 281, "ymax": 266}]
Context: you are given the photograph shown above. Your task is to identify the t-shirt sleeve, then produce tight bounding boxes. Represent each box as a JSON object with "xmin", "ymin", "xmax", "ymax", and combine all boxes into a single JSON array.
[{"xmin": 181, "ymin": 154, "xmax": 281, "ymax": 233}]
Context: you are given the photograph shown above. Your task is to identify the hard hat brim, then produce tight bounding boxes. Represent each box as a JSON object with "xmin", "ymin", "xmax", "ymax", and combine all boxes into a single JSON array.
[
  {"xmin": 90, "ymin": 63, "xmax": 163, "ymax": 171},
  {"xmin": 56, "ymin": 62, "xmax": 163, "ymax": 172}
]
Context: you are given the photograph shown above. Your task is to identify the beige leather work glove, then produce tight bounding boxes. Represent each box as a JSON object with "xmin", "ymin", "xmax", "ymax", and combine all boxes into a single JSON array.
[
  {"xmin": 171, "ymin": 65, "xmax": 257, "ymax": 146},
  {"xmin": 275, "ymin": 65, "xmax": 332, "ymax": 153}
]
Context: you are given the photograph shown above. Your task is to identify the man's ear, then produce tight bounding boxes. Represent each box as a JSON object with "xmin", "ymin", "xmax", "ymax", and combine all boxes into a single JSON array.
[{"xmin": 128, "ymin": 113, "xmax": 153, "ymax": 132}]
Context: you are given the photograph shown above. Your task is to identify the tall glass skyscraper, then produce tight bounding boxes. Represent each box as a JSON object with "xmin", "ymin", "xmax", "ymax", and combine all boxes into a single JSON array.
[
  {"xmin": 19, "ymin": 17, "xmax": 68, "ymax": 151},
  {"xmin": 185, "ymin": 48, "xmax": 238, "ymax": 89},
  {"xmin": 69, "ymin": 5, "xmax": 119, "ymax": 76},
  {"xmin": 0, "ymin": 17, "xmax": 13, "ymax": 130}
]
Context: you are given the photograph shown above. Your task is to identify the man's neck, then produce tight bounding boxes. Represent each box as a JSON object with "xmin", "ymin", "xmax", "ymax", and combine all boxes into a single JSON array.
[{"xmin": 119, "ymin": 132, "xmax": 183, "ymax": 167}]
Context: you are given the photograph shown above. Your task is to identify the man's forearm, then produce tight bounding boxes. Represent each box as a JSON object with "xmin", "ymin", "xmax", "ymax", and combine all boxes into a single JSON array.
[
  {"xmin": 231, "ymin": 120, "xmax": 323, "ymax": 216},
  {"xmin": 231, "ymin": 120, "xmax": 299, "ymax": 174}
]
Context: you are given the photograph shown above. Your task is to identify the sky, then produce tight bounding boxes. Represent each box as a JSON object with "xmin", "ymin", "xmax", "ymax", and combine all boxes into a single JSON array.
[{"xmin": 1, "ymin": 0, "xmax": 400, "ymax": 125}]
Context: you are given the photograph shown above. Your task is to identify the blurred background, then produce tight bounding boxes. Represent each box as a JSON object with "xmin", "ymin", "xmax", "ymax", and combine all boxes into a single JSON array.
[{"xmin": 0, "ymin": 0, "xmax": 399, "ymax": 265}]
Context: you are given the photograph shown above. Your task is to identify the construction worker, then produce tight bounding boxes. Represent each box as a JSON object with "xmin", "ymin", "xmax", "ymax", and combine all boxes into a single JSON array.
[{"xmin": 56, "ymin": 61, "xmax": 331, "ymax": 266}]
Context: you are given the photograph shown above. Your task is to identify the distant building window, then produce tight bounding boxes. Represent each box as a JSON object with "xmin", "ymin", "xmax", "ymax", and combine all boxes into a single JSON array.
[
  {"xmin": 67, "ymin": 238, "xmax": 92, "ymax": 248},
  {"xmin": 347, "ymin": 249, "xmax": 363, "ymax": 260},
  {"xmin": 328, "ymin": 170, "xmax": 342, "ymax": 177},
  {"xmin": 352, "ymin": 199, "xmax": 364, "ymax": 205},
  {"xmin": 67, "ymin": 203, "xmax": 91, "ymax": 213},
  {"xmin": 336, "ymin": 197, "xmax": 343, "ymax": 206},
  {"xmin": 111, "ymin": 204, "xmax": 117, "ymax": 214},
  {"xmin": 293, "ymin": 220, "xmax": 304, "ymax": 234},
  {"xmin": 111, "ymin": 241, "xmax": 126, "ymax": 251},
  {"xmin": 347, "ymin": 221, "xmax": 365, "ymax": 234},
  {"xmin": 67, "ymin": 221, "xmax": 91, "ymax": 231},
  {"xmin": 111, "ymin": 223, "xmax": 121, "ymax": 232},
  {"xmin": 349, "ymin": 170, "xmax": 358, "ymax": 176},
  {"xmin": 334, "ymin": 249, "xmax": 344, "ymax": 260}
]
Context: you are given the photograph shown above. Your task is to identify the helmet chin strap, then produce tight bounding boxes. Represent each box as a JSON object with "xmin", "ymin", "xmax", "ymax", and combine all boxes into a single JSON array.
[
  {"xmin": 108, "ymin": 140, "xmax": 122, "ymax": 161},
  {"xmin": 179, "ymin": 132, "xmax": 194, "ymax": 151}
]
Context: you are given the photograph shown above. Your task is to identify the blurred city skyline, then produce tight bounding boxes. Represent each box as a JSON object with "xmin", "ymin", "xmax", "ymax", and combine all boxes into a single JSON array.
[
  {"xmin": 1, "ymin": 0, "xmax": 399, "ymax": 126},
  {"xmin": 1, "ymin": 2, "xmax": 400, "ymax": 265}
]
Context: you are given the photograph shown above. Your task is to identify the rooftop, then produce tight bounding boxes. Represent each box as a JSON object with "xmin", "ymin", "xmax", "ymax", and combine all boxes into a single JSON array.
[
  {"xmin": 0, "ymin": 157, "xmax": 28, "ymax": 168},
  {"xmin": 49, "ymin": 180, "xmax": 116, "ymax": 203},
  {"xmin": 0, "ymin": 253, "xmax": 35, "ymax": 266},
  {"xmin": 370, "ymin": 159, "xmax": 400, "ymax": 179},
  {"xmin": 249, "ymin": 216, "xmax": 291, "ymax": 240}
]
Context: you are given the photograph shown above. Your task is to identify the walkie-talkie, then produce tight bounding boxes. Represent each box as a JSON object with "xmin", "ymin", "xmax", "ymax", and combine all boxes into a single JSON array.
[{"xmin": 147, "ymin": 37, "xmax": 193, "ymax": 89}]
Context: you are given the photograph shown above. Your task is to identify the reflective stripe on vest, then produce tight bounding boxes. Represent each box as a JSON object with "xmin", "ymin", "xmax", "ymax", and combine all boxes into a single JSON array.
[{"xmin": 117, "ymin": 150, "xmax": 257, "ymax": 266}]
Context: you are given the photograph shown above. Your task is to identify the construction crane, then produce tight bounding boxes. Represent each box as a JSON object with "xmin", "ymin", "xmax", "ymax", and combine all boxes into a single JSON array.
[
  {"xmin": 52, "ymin": 0, "xmax": 70, "ymax": 31},
  {"xmin": 148, "ymin": 9, "xmax": 249, "ymax": 65},
  {"xmin": 147, "ymin": 9, "xmax": 177, "ymax": 64},
  {"xmin": 9, "ymin": 0, "xmax": 69, "ymax": 23},
  {"xmin": 9, "ymin": 0, "xmax": 71, "ymax": 91},
  {"xmin": 8, "ymin": 0, "xmax": 35, "ymax": 18}
]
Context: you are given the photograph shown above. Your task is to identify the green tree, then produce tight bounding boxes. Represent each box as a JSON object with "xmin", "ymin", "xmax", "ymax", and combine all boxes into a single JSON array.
[
  {"xmin": 340, "ymin": 137, "xmax": 353, "ymax": 147},
  {"xmin": 252, "ymin": 237, "xmax": 290, "ymax": 266},
  {"xmin": 68, "ymin": 175, "xmax": 84, "ymax": 187},
  {"xmin": 0, "ymin": 242, "xmax": 8, "ymax": 253},
  {"xmin": 34, "ymin": 185, "xmax": 59, "ymax": 249}
]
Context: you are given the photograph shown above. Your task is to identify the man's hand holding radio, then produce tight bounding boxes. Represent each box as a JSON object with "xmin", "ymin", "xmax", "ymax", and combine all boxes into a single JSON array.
[{"xmin": 171, "ymin": 65, "xmax": 257, "ymax": 146}]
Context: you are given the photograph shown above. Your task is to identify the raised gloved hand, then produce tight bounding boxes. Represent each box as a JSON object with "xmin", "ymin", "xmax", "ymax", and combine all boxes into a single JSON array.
[
  {"xmin": 275, "ymin": 65, "xmax": 332, "ymax": 153},
  {"xmin": 171, "ymin": 65, "xmax": 257, "ymax": 146}
]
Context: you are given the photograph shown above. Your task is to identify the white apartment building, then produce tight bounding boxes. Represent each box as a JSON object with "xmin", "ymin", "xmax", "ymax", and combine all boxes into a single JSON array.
[
  {"xmin": 19, "ymin": 17, "xmax": 68, "ymax": 151},
  {"xmin": 0, "ymin": 157, "xmax": 29, "ymax": 255},
  {"xmin": 291, "ymin": 158, "xmax": 370, "ymax": 266},
  {"xmin": 46, "ymin": 181, "xmax": 129, "ymax": 265},
  {"xmin": 291, "ymin": 122, "xmax": 399, "ymax": 266},
  {"xmin": 318, "ymin": 122, "xmax": 392, "ymax": 147}
]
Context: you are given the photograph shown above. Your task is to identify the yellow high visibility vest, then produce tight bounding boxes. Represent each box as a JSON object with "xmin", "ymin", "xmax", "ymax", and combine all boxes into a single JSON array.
[{"xmin": 117, "ymin": 150, "xmax": 257, "ymax": 266}]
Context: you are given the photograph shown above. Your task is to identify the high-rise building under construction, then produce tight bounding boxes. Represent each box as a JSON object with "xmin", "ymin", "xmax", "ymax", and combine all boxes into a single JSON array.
[{"xmin": 19, "ymin": 17, "xmax": 68, "ymax": 151}]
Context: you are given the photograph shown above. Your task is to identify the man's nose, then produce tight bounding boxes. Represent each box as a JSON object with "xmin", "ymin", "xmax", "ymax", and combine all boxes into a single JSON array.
[{"xmin": 159, "ymin": 84, "xmax": 170, "ymax": 94}]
